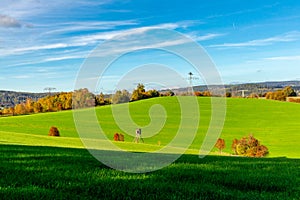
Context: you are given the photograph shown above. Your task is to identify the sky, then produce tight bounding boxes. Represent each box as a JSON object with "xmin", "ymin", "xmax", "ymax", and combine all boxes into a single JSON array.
[{"xmin": 1, "ymin": 0, "xmax": 300, "ymax": 93}]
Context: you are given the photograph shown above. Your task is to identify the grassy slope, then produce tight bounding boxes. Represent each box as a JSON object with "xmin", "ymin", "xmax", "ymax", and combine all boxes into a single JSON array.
[{"xmin": 1, "ymin": 97, "xmax": 300, "ymax": 157}]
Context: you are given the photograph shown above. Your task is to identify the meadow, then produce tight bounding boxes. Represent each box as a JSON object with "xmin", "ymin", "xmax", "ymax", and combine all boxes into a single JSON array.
[
  {"xmin": 1, "ymin": 97, "xmax": 300, "ymax": 157},
  {"xmin": 1, "ymin": 97, "xmax": 300, "ymax": 199}
]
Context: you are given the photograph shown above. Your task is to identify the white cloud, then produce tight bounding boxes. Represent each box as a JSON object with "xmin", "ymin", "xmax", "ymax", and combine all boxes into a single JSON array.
[
  {"xmin": 0, "ymin": 22, "xmax": 191, "ymax": 56},
  {"xmin": 0, "ymin": 14, "xmax": 21, "ymax": 28},
  {"xmin": 68, "ymin": 22, "xmax": 188, "ymax": 46},
  {"xmin": 209, "ymin": 31, "xmax": 300, "ymax": 48},
  {"xmin": 43, "ymin": 55, "xmax": 85, "ymax": 62},
  {"xmin": 14, "ymin": 43, "xmax": 69, "ymax": 52}
]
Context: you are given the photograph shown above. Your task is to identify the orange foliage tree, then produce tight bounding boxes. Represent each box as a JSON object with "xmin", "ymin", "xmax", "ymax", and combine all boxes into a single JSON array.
[
  {"xmin": 232, "ymin": 134, "xmax": 268, "ymax": 157},
  {"xmin": 215, "ymin": 138, "xmax": 226, "ymax": 154}
]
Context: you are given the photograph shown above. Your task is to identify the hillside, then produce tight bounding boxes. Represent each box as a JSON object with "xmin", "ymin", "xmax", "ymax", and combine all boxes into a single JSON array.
[{"xmin": 1, "ymin": 97, "xmax": 300, "ymax": 158}]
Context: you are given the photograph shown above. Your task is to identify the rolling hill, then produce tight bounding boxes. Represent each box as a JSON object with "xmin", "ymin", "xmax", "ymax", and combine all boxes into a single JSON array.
[{"xmin": 1, "ymin": 97, "xmax": 300, "ymax": 158}]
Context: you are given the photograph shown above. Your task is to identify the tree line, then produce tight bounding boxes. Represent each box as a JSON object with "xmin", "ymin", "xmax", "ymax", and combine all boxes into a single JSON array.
[
  {"xmin": 265, "ymin": 86, "xmax": 296, "ymax": 101},
  {"xmin": 0, "ymin": 84, "xmax": 164, "ymax": 116},
  {"xmin": 1, "ymin": 84, "xmax": 298, "ymax": 116}
]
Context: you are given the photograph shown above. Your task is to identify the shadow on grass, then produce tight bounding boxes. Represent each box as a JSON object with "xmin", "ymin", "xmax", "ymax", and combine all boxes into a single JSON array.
[{"xmin": 0, "ymin": 144, "xmax": 299, "ymax": 200}]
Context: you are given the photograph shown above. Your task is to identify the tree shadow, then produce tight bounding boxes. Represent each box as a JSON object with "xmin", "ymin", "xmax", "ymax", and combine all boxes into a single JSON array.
[{"xmin": 0, "ymin": 144, "xmax": 299, "ymax": 200}]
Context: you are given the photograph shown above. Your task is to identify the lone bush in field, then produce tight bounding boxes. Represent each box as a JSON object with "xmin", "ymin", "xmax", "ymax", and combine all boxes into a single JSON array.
[
  {"xmin": 118, "ymin": 133, "xmax": 124, "ymax": 141},
  {"xmin": 113, "ymin": 133, "xmax": 119, "ymax": 141},
  {"xmin": 215, "ymin": 138, "xmax": 225, "ymax": 153},
  {"xmin": 113, "ymin": 133, "xmax": 124, "ymax": 141},
  {"xmin": 232, "ymin": 134, "xmax": 268, "ymax": 157},
  {"xmin": 48, "ymin": 126, "xmax": 60, "ymax": 137}
]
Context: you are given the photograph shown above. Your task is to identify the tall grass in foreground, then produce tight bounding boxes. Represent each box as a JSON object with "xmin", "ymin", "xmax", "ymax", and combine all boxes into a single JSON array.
[{"xmin": 1, "ymin": 144, "xmax": 299, "ymax": 200}]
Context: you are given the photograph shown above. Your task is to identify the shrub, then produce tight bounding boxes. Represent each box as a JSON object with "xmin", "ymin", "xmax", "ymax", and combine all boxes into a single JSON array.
[
  {"xmin": 113, "ymin": 133, "xmax": 125, "ymax": 141},
  {"xmin": 248, "ymin": 93, "xmax": 258, "ymax": 98},
  {"xmin": 232, "ymin": 134, "xmax": 268, "ymax": 157},
  {"xmin": 113, "ymin": 133, "xmax": 119, "ymax": 141},
  {"xmin": 287, "ymin": 97, "xmax": 300, "ymax": 103},
  {"xmin": 48, "ymin": 126, "xmax": 60, "ymax": 136},
  {"xmin": 119, "ymin": 134, "xmax": 124, "ymax": 141}
]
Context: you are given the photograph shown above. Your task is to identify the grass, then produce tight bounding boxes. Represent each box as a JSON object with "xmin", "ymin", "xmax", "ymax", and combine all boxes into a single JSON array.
[
  {"xmin": 1, "ymin": 97, "xmax": 300, "ymax": 157},
  {"xmin": 1, "ymin": 97, "xmax": 300, "ymax": 199},
  {"xmin": 0, "ymin": 144, "xmax": 299, "ymax": 200}
]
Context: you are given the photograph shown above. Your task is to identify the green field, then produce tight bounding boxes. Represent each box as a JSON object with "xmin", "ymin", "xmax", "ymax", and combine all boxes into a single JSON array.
[
  {"xmin": 1, "ymin": 97, "xmax": 300, "ymax": 199},
  {"xmin": 1, "ymin": 97, "xmax": 300, "ymax": 157}
]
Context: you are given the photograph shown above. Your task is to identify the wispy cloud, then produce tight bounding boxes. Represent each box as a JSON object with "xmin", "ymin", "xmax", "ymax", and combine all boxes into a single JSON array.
[
  {"xmin": 188, "ymin": 33, "xmax": 225, "ymax": 41},
  {"xmin": 0, "ymin": 0, "xmax": 114, "ymax": 19},
  {"xmin": 209, "ymin": 31, "xmax": 300, "ymax": 48},
  {"xmin": 0, "ymin": 14, "xmax": 22, "ymax": 28},
  {"xmin": 1, "ymin": 21, "xmax": 194, "ymax": 57},
  {"xmin": 265, "ymin": 55, "xmax": 300, "ymax": 61},
  {"xmin": 14, "ymin": 43, "xmax": 70, "ymax": 52},
  {"xmin": 42, "ymin": 20, "xmax": 139, "ymax": 36},
  {"xmin": 72, "ymin": 21, "xmax": 197, "ymax": 45},
  {"xmin": 207, "ymin": 2, "xmax": 280, "ymax": 19}
]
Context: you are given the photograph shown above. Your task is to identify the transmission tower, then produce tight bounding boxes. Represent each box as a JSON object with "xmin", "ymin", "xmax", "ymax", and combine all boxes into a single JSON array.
[{"xmin": 44, "ymin": 87, "xmax": 56, "ymax": 96}]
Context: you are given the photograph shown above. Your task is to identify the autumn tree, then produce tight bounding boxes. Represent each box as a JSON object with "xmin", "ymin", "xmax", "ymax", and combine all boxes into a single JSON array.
[
  {"xmin": 96, "ymin": 92, "xmax": 110, "ymax": 106},
  {"xmin": 131, "ymin": 84, "xmax": 146, "ymax": 101},
  {"xmin": 146, "ymin": 89, "xmax": 160, "ymax": 98},
  {"xmin": 266, "ymin": 86, "xmax": 297, "ymax": 101},
  {"xmin": 283, "ymin": 86, "xmax": 296, "ymax": 97},
  {"xmin": 33, "ymin": 102, "xmax": 43, "ymax": 113},
  {"xmin": 215, "ymin": 138, "xmax": 226, "ymax": 154},
  {"xmin": 112, "ymin": 90, "xmax": 130, "ymax": 104},
  {"xmin": 72, "ymin": 88, "xmax": 95, "ymax": 109},
  {"xmin": 194, "ymin": 91, "xmax": 203, "ymax": 96},
  {"xmin": 25, "ymin": 99, "xmax": 34, "ymax": 113},
  {"xmin": 232, "ymin": 134, "xmax": 268, "ymax": 157},
  {"xmin": 203, "ymin": 91, "xmax": 212, "ymax": 97},
  {"xmin": 14, "ymin": 103, "xmax": 26, "ymax": 115}
]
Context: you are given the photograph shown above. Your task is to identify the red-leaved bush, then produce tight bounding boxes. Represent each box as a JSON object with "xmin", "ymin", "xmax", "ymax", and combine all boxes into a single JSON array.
[
  {"xmin": 113, "ymin": 133, "xmax": 124, "ymax": 141},
  {"xmin": 48, "ymin": 126, "xmax": 60, "ymax": 137}
]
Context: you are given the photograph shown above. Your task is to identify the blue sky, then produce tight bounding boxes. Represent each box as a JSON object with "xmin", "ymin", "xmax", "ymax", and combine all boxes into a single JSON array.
[{"xmin": 1, "ymin": 0, "xmax": 300, "ymax": 92}]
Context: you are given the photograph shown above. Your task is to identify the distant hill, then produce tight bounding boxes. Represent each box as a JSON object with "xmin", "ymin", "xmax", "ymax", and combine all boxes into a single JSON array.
[
  {"xmin": 0, "ymin": 90, "xmax": 49, "ymax": 108},
  {"xmin": 168, "ymin": 80, "xmax": 300, "ymax": 97}
]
